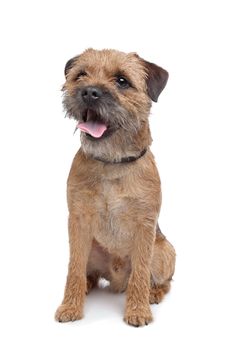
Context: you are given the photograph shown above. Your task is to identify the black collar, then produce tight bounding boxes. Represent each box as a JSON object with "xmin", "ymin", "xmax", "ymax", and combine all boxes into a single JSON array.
[{"xmin": 93, "ymin": 148, "xmax": 147, "ymax": 164}]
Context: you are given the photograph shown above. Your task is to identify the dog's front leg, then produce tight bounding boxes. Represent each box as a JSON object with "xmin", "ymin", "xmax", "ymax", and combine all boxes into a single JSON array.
[
  {"xmin": 124, "ymin": 225, "xmax": 155, "ymax": 327},
  {"xmin": 55, "ymin": 214, "xmax": 93, "ymax": 322}
]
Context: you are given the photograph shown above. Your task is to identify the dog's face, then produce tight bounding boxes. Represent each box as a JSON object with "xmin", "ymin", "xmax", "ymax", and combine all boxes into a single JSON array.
[{"xmin": 63, "ymin": 49, "xmax": 168, "ymax": 160}]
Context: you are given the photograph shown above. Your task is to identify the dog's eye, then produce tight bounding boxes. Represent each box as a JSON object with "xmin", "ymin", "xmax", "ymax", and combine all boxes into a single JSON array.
[
  {"xmin": 76, "ymin": 71, "xmax": 87, "ymax": 80},
  {"xmin": 116, "ymin": 76, "xmax": 130, "ymax": 89}
]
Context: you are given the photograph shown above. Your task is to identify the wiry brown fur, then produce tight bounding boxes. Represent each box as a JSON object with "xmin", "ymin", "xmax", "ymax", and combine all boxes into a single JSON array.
[{"xmin": 55, "ymin": 49, "xmax": 176, "ymax": 327}]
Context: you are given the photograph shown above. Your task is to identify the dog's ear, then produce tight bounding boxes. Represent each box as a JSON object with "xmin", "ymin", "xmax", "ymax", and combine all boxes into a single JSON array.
[
  {"xmin": 64, "ymin": 55, "xmax": 79, "ymax": 78},
  {"xmin": 141, "ymin": 59, "xmax": 169, "ymax": 102}
]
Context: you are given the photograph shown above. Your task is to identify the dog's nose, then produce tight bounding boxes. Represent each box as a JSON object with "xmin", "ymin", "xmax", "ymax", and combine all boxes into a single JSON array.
[{"xmin": 81, "ymin": 86, "xmax": 103, "ymax": 104}]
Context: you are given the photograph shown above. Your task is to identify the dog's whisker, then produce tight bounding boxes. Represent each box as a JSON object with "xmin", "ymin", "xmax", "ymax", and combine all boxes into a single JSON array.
[{"xmin": 73, "ymin": 126, "xmax": 78, "ymax": 135}]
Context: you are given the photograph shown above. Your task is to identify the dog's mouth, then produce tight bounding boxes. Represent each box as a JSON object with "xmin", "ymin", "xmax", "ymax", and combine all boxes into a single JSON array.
[{"xmin": 77, "ymin": 109, "xmax": 116, "ymax": 140}]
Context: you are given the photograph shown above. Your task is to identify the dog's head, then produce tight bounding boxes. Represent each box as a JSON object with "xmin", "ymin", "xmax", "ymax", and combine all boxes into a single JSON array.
[{"xmin": 62, "ymin": 49, "xmax": 168, "ymax": 161}]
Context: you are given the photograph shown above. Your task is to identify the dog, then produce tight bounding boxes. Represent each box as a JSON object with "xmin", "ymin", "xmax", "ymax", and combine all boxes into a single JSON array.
[{"xmin": 55, "ymin": 48, "xmax": 176, "ymax": 327}]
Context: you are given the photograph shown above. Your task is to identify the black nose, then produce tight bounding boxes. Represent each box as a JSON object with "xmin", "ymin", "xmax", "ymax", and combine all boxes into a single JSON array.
[{"xmin": 81, "ymin": 86, "xmax": 103, "ymax": 104}]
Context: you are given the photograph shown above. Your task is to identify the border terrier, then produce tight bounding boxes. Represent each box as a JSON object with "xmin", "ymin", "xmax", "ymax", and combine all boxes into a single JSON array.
[{"xmin": 55, "ymin": 48, "xmax": 176, "ymax": 327}]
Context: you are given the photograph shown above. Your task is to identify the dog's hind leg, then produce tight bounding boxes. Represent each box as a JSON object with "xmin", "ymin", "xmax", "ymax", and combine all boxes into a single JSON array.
[{"xmin": 149, "ymin": 224, "xmax": 176, "ymax": 304}]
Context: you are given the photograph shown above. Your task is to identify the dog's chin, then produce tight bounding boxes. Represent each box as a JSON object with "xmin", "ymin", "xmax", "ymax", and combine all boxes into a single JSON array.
[
  {"xmin": 80, "ymin": 127, "xmax": 116, "ymax": 145},
  {"xmin": 80, "ymin": 127, "xmax": 123, "ymax": 160}
]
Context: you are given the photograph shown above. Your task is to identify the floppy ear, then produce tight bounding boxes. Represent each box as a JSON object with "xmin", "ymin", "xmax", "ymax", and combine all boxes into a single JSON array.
[
  {"xmin": 64, "ymin": 55, "xmax": 79, "ymax": 77},
  {"xmin": 142, "ymin": 59, "xmax": 169, "ymax": 102}
]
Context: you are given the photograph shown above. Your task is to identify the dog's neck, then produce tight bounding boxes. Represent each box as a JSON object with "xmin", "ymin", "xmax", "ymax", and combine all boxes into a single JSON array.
[{"xmin": 92, "ymin": 148, "xmax": 147, "ymax": 164}]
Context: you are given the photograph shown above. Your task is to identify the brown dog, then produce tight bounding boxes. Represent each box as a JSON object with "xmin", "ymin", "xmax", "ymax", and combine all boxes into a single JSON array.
[{"xmin": 55, "ymin": 49, "xmax": 176, "ymax": 327}]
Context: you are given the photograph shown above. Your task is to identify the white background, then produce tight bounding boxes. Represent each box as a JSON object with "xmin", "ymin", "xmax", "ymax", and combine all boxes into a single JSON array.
[{"xmin": 0, "ymin": 0, "xmax": 232, "ymax": 349}]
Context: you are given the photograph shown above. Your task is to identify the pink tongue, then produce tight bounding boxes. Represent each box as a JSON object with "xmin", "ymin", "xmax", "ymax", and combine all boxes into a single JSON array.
[{"xmin": 77, "ymin": 121, "xmax": 107, "ymax": 138}]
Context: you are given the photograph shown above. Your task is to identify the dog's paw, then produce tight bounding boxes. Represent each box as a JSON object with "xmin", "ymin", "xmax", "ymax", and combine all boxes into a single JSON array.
[
  {"xmin": 149, "ymin": 286, "xmax": 165, "ymax": 304},
  {"xmin": 109, "ymin": 281, "xmax": 127, "ymax": 294},
  {"xmin": 55, "ymin": 304, "xmax": 83, "ymax": 322},
  {"xmin": 124, "ymin": 309, "xmax": 153, "ymax": 327},
  {"xmin": 149, "ymin": 282, "xmax": 171, "ymax": 304}
]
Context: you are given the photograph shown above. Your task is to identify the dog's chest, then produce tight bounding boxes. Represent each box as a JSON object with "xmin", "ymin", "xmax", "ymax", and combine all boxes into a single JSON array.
[{"xmin": 94, "ymin": 178, "xmax": 136, "ymax": 254}]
